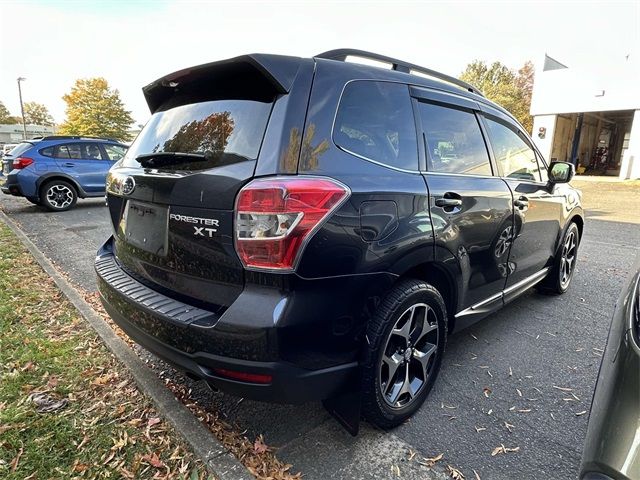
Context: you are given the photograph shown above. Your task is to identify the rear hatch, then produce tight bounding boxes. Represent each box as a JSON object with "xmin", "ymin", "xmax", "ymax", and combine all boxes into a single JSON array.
[{"xmin": 107, "ymin": 54, "xmax": 305, "ymax": 309}]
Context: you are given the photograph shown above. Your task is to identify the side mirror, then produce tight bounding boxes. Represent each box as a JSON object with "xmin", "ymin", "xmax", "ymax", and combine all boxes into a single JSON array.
[{"xmin": 549, "ymin": 161, "xmax": 574, "ymax": 184}]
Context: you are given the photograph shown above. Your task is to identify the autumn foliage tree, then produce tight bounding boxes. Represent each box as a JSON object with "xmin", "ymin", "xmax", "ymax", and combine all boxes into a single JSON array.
[
  {"xmin": 23, "ymin": 102, "xmax": 55, "ymax": 126},
  {"xmin": 58, "ymin": 78, "xmax": 133, "ymax": 141},
  {"xmin": 460, "ymin": 60, "xmax": 534, "ymax": 133},
  {"xmin": 0, "ymin": 101, "xmax": 20, "ymax": 124}
]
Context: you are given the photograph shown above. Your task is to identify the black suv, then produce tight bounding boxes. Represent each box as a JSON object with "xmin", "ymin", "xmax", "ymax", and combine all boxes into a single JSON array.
[{"xmin": 96, "ymin": 49, "xmax": 583, "ymax": 432}]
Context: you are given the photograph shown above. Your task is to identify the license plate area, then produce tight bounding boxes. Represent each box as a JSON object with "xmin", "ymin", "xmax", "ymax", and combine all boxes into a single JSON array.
[{"xmin": 122, "ymin": 201, "xmax": 168, "ymax": 256}]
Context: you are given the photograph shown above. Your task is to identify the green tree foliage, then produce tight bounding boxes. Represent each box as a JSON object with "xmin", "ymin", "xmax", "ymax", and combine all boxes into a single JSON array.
[
  {"xmin": 460, "ymin": 60, "xmax": 534, "ymax": 133},
  {"xmin": 0, "ymin": 101, "xmax": 20, "ymax": 124},
  {"xmin": 23, "ymin": 101, "xmax": 55, "ymax": 126},
  {"xmin": 58, "ymin": 78, "xmax": 133, "ymax": 141}
]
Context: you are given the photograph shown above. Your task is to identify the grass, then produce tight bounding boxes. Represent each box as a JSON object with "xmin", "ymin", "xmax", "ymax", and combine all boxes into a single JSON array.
[{"xmin": 0, "ymin": 222, "xmax": 213, "ymax": 479}]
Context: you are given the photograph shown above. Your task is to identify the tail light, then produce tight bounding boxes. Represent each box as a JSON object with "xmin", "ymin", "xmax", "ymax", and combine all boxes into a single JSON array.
[
  {"xmin": 12, "ymin": 157, "xmax": 34, "ymax": 169},
  {"xmin": 235, "ymin": 176, "xmax": 350, "ymax": 271}
]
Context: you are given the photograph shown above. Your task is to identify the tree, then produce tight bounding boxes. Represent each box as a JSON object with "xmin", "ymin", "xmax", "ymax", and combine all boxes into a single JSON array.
[
  {"xmin": 460, "ymin": 60, "xmax": 534, "ymax": 133},
  {"xmin": 0, "ymin": 101, "xmax": 19, "ymax": 124},
  {"xmin": 23, "ymin": 101, "xmax": 55, "ymax": 126},
  {"xmin": 58, "ymin": 78, "xmax": 133, "ymax": 141}
]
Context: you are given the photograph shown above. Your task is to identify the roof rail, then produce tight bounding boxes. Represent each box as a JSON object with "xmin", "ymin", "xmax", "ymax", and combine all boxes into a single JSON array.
[
  {"xmin": 315, "ymin": 49, "xmax": 483, "ymax": 97},
  {"xmin": 38, "ymin": 135, "xmax": 120, "ymax": 143}
]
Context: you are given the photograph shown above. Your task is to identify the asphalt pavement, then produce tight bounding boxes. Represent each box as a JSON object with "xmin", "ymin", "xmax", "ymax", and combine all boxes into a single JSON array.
[{"xmin": 1, "ymin": 177, "xmax": 638, "ymax": 480}]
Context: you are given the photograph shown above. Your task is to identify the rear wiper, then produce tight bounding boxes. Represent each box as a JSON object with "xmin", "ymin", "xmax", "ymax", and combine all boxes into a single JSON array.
[{"xmin": 135, "ymin": 152, "xmax": 212, "ymax": 168}]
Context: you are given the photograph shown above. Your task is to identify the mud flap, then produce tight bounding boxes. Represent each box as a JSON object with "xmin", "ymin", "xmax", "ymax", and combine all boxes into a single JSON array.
[{"xmin": 322, "ymin": 390, "xmax": 361, "ymax": 436}]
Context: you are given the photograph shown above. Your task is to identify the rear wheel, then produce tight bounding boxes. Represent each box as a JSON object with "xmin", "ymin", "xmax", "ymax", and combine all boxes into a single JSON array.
[
  {"xmin": 361, "ymin": 279, "xmax": 447, "ymax": 429},
  {"xmin": 537, "ymin": 222, "xmax": 580, "ymax": 294},
  {"xmin": 40, "ymin": 180, "xmax": 77, "ymax": 212}
]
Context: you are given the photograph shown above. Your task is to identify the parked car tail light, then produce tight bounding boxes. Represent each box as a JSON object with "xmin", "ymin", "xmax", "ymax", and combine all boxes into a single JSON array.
[
  {"xmin": 235, "ymin": 177, "xmax": 350, "ymax": 271},
  {"xmin": 12, "ymin": 157, "xmax": 34, "ymax": 169}
]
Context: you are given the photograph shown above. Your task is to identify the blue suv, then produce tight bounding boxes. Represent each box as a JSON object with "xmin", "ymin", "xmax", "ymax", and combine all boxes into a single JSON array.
[{"xmin": 1, "ymin": 136, "xmax": 128, "ymax": 211}]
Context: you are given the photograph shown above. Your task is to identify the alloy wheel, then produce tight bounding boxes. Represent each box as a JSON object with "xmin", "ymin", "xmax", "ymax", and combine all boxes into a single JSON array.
[
  {"xmin": 560, "ymin": 229, "xmax": 577, "ymax": 288},
  {"xmin": 46, "ymin": 184, "xmax": 74, "ymax": 209},
  {"xmin": 379, "ymin": 303, "xmax": 439, "ymax": 409}
]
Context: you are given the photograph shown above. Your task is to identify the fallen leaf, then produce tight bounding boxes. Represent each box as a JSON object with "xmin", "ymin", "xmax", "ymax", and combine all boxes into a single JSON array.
[
  {"xmin": 253, "ymin": 435, "xmax": 269, "ymax": 454},
  {"xmin": 516, "ymin": 388, "xmax": 522, "ymax": 397},
  {"xmin": 475, "ymin": 426, "xmax": 486, "ymax": 433},
  {"xmin": 142, "ymin": 453, "xmax": 164, "ymax": 468},
  {"xmin": 77, "ymin": 435, "xmax": 90, "ymax": 450},
  {"xmin": 147, "ymin": 417, "xmax": 161, "ymax": 427},
  {"xmin": 473, "ymin": 469, "xmax": 481, "ymax": 480},
  {"xmin": 504, "ymin": 421, "xmax": 515, "ymax": 432},
  {"xmin": 552, "ymin": 385, "xmax": 573, "ymax": 392},
  {"xmin": 483, "ymin": 387, "xmax": 492, "ymax": 398},
  {"xmin": 575, "ymin": 410, "xmax": 588, "ymax": 416},
  {"xmin": 418, "ymin": 452, "xmax": 444, "ymax": 468},
  {"xmin": 447, "ymin": 464, "xmax": 465, "ymax": 479},
  {"xmin": 10, "ymin": 447, "xmax": 23, "ymax": 472},
  {"xmin": 491, "ymin": 444, "xmax": 520, "ymax": 456}
]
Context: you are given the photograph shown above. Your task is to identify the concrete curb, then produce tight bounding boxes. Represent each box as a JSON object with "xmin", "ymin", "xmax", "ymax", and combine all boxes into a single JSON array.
[{"xmin": 0, "ymin": 210, "xmax": 253, "ymax": 480}]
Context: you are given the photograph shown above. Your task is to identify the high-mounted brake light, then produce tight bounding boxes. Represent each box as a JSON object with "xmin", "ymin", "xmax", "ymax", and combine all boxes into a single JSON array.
[
  {"xmin": 12, "ymin": 157, "xmax": 34, "ymax": 169},
  {"xmin": 235, "ymin": 177, "xmax": 350, "ymax": 271}
]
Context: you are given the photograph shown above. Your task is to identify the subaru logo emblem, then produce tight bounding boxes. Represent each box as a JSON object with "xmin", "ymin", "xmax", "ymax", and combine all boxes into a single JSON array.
[{"xmin": 122, "ymin": 176, "xmax": 136, "ymax": 195}]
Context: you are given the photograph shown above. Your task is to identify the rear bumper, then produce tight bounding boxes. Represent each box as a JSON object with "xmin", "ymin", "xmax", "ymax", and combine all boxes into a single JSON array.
[
  {"xmin": 101, "ymin": 296, "xmax": 358, "ymax": 402},
  {"xmin": 96, "ymin": 237, "xmax": 393, "ymax": 403},
  {"xmin": 1, "ymin": 173, "xmax": 23, "ymax": 196}
]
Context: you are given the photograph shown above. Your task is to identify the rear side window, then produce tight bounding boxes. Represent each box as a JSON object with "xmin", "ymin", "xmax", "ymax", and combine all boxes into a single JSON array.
[
  {"xmin": 418, "ymin": 102, "xmax": 492, "ymax": 176},
  {"xmin": 485, "ymin": 118, "xmax": 541, "ymax": 182},
  {"xmin": 334, "ymin": 81, "xmax": 418, "ymax": 171},
  {"xmin": 122, "ymin": 99, "xmax": 272, "ymax": 171},
  {"xmin": 7, "ymin": 142, "xmax": 32, "ymax": 157}
]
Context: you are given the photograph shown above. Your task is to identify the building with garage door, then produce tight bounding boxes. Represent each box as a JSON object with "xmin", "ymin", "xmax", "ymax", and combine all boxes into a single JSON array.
[{"xmin": 530, "ymin": 53, "xmax": 639, "ymax": 179}]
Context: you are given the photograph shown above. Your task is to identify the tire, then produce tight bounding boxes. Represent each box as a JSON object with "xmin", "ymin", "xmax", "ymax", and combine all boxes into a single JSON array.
[
  {"xmin": 25, "ymin": 197, "xmax": 40, "ymax": 205},
  {"xmin": 537, "ymin": 222, "xmax": 580, "ymax": 294},
  {"xmin": 361, "ymin": 279, "xmax": 447, "ymax": 429},
  {"xmin": 40, "ymin": 180, "xmax": 77, "ymax": 212}
]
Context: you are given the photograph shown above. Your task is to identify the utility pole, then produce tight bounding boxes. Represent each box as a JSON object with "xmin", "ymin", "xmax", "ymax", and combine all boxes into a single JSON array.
[{"xmin": 17, "ymin": 77, "xmax": 27, "ymax": 140}]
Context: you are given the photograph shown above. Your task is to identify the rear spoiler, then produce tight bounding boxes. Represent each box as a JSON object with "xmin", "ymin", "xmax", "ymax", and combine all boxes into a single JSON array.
[{"xmin": 143, "ymin": 54, "xmax": 304, "ymax": 113}]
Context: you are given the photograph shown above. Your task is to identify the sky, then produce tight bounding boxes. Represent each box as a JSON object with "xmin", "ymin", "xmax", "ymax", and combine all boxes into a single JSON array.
[{"xmin": 0, "ymin": 0, "xmax": 638, "ymax": 126}]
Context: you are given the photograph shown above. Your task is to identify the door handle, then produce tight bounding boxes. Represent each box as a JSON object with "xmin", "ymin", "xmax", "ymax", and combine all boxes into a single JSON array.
[
  {"xmin": 435, "ymin": 198, "xmax": 462, "ymax": 208},
  {"xmin": 63, "ymin": 162, "xmax": 75, "ymax": 167},
  {"xmin": 514, "ymin": 197, "xmax": 529, "ymax": 209},
  {"xmin": 435, "ymin": 192, "xmax": 463, "ymax": 208}
]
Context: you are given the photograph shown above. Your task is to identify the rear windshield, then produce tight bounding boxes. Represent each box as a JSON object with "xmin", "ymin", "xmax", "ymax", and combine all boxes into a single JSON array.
[
  {"xmin": 122, "ymin": 99, "xmax": 272, "ymax": 171},
  {"xmin": 6, "ymin": 142, "xmax": 33, "ymax": 157}
]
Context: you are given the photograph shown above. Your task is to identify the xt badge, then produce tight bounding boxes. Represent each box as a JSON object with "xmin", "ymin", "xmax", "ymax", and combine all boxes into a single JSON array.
[{"xmin": 194, "ymin": 226, "xmax": 217, "ymax": 238}]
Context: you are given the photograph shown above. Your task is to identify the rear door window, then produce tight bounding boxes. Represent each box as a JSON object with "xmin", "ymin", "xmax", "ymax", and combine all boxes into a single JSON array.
[
  {"xmin": 484, "ymin": 118, "xmax": 542, "ymax": 182},
  {"xmin": 418, "ymin": 102, "xmax": 492, "ymax": 176},
  {"xmin": 122, "ymin": 99, "xmax": 272, "ymax": 171},
  {"xmin": 334, "ymin": 81, "xmax": 418, "ymax": 171},
  {"xmin": 81, "ymin": 143, "xmax": 104, "ymax": 160}
]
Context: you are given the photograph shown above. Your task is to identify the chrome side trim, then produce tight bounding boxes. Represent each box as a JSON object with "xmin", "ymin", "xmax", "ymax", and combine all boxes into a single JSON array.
[
  {"xmin": 503, "ymin": 268, "xmax": 549, "ymax": 296},
  {"xmin": 455, "ymin": 268, "xmax": 550, "ymax": 318},
  {"xmin": 455, "ymin": 292, "xmax": 502, "ymax": 318}
]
